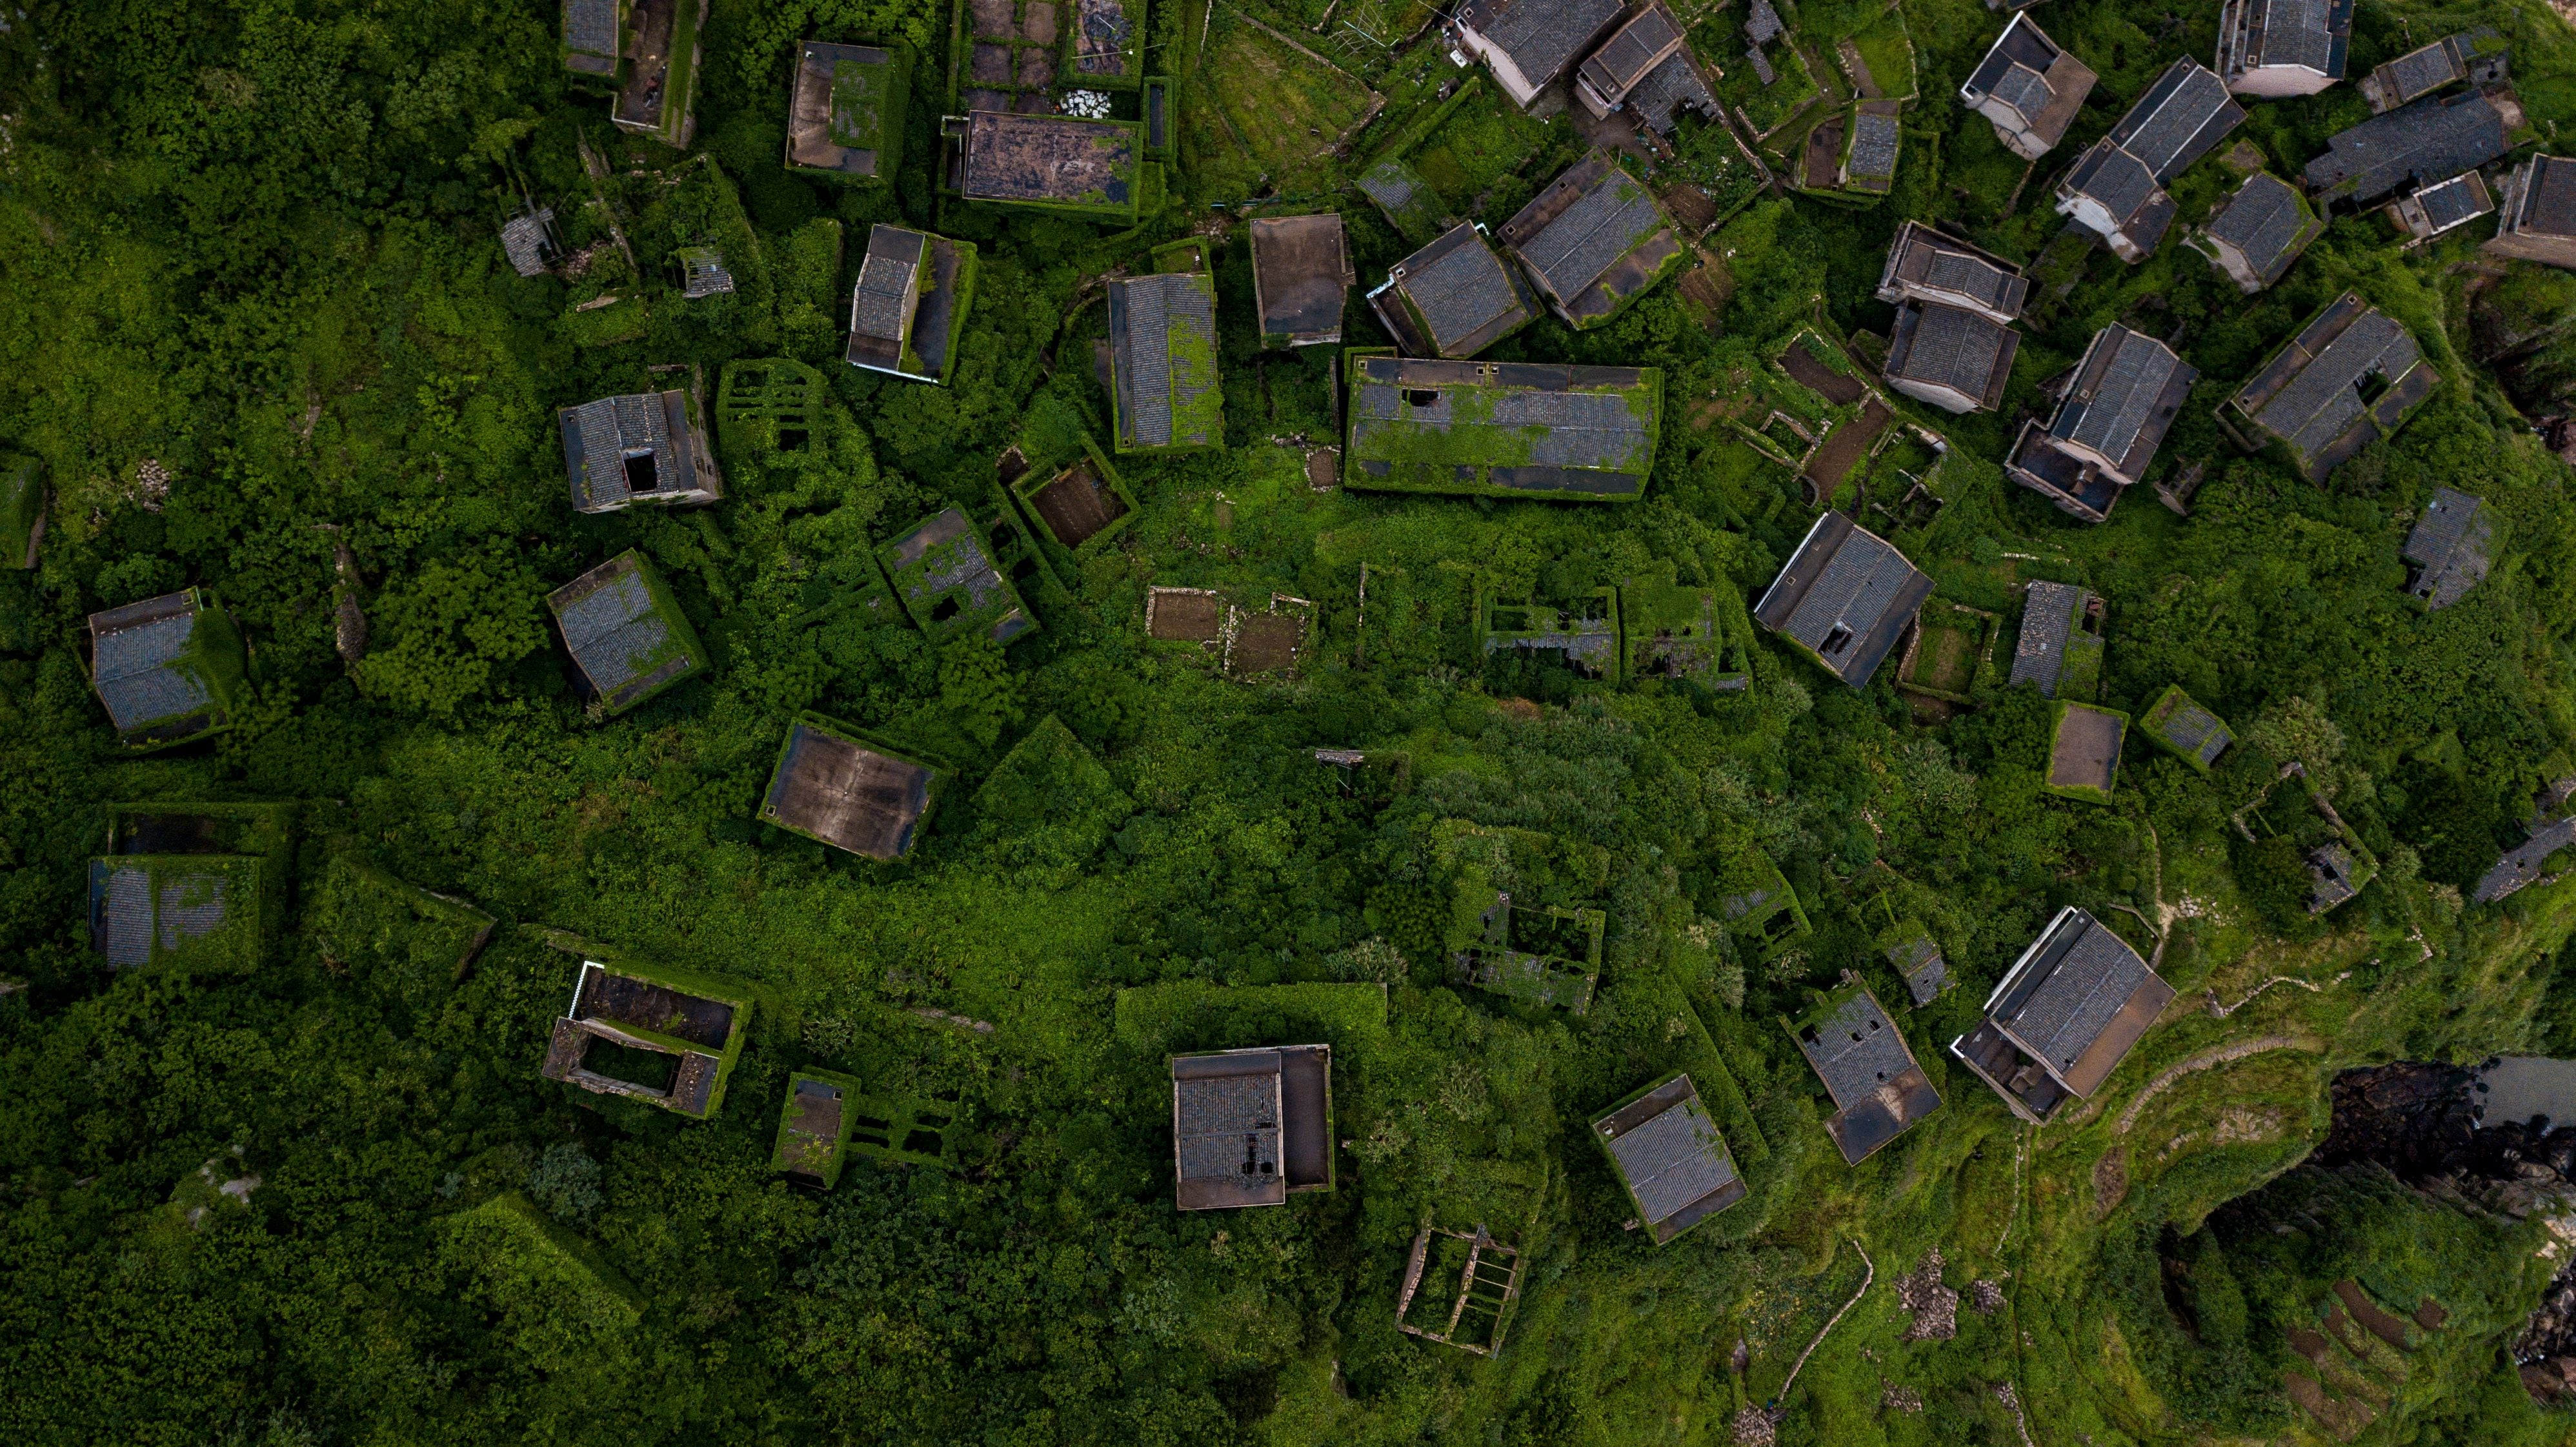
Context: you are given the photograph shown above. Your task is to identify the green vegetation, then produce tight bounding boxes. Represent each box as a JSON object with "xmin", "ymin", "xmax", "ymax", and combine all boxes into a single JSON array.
[{"xmin": 14, "ymin": 0, "xmax": 2576, "ymax": 1442}]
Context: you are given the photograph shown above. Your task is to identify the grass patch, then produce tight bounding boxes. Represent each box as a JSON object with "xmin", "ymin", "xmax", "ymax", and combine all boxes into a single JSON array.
[{"xmin": 1194, "ymin": 14, "xmax": 1376, "ymax": 196}]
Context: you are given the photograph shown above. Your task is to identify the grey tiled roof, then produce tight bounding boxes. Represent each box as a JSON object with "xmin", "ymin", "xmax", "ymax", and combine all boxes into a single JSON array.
[
  {"xmin": 1580, "ymin": 2, "xmax": 1683, "ymax": 97},
  {"xmin": 1456, "ymin": 0, "xmax": 1627, "ymax": 89},
  {"xmin": 1994, "ymin": 911, "xmax": 2151, "ymax": 1077},
  {"xmin": 2304, "ymin": 91, "xmax": 2508, "ymax": 205},
  {"xmin": 2519, "ymin": 155, "xmax": 2576, "ymax": 236},
  {"xmin": 1880, "ymin": 223, "xmax": 2027, "ymax": 318},
  {"xmin": 1890, "ymin": 936, "xmax": 1948, "ymax": 1004},
  {"xmin": 1398, "ymin": 226, "xmax": 1524, "ymax": 354},
  {"xmin": 1604, "ymin": 1089, "xmax": 1736, "ymax": 1225},
  {"xmin": 1111, "ymin": 272, "xmax": 1218, "ymax": 449},
  {"xmin": 2253, "ymin": 308, "xmax": 2419, "ymax": 458},
  {"xmin": 90, "ymin": 862, "xmax": 232, "ymax": 970},
  {"xmin": 2403, "ymin": 487, "xmax": 2493, "ymax": 609},
  {"xmin": 853, "ymin": 226, "xmax": 924, "ymax": 343},
  {"xmin": 2068, "ymin": 140, "xmax": 2163, "ymax": 224},
  {"xmin": 92, "ymin": 607, "xmax": 210, "ymax": 730},
  {"xmin": 679, "ymin": 249, "xmax": 734, "ymax": 299},
  {"xmin": 1989, "ymin": 61, "xmax": 2053, "ymax": 120},
  {"xmin": 1624, "ymin": 48, "xmax": 1716, "ymax": 134},
  {"xmin": 561, "ymin": 392, "xmax": 698, "ymax": 511},
  {"xmin": 501, "ymin": 209, "xmax": 554, "ymax": 277},
  {"xmin": 2109, "ymin": 59, "xmax": 2243, "ymax": 182},
  {"xmin": 1746, "ymin": 0, "xmax": 1784, "ymax": 45},
  {"xmin": 2202, "ymin": 172, "xmax": 2312, "ymax": 286},
  {"xmin": 2413, "ymin": 171, "xmax": 2493, "ymax": 233},
  {"xmin": 1847, "ymin": 110, "xmax": 1900, "ymax": 180},
  {"xmin": 1890, "ymin": 301, "xmax": 2013, "ymax": 399},
  {"xmin": 563, "ymin": 0, "xmax": 621, "ymax": 62},
  {"xmin": 1755, "ymin": 512, "xmax": 1933, "ymax": 686},
  {"xmin": 2382, "ymin": 37, "xmax": 2466, "ymax": 103},
  {"xmin": 2149, "ymin": 694, "xmax": 2232, "ymax": 767},
  {"xmin": 2009, "ymin": 580, "xmax": 2083, "ymax": 696},
  {"xmin": 1513, "ymin": 168, "xmax": 1664, "ymax": 301},
  {"xmin": 555, "ymin": 561, "xmax": 674, "ymax": 698},
  {"xmin": 1174, "ymin": 1069, "xmax": 1282, "ymax": 1183},
  {"xmin": 2058, "ymin": 325, "xmax": 2193, "ymax": 469},
  {"xmin": 1798, "ymin": 990, "xmax": 1917, "ymax": 1109},
  {"xmin": 2241, "ymin": 0, "xmax": 2344, "ymax": 76}
]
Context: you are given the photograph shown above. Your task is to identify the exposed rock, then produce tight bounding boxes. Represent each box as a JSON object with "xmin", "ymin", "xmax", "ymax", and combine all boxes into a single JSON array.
[
  {"xmin": 1878, "ymin": 1382, "xmax": 1922, "ymax": 1413},
  {"xmin": 1729, "ymin": 1405, "xmax": 1776, "ymax": 1446},
  {"xmin": 1895, "ymin": 1248, "xmax": 1958, "ymax": 1341},
  {"xmin": 1971, "ymin": 1279, "xmax": 2006, "ymax": 1315}
]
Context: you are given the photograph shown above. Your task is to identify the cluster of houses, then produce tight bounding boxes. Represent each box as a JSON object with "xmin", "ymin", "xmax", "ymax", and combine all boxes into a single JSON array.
[{"xmin": 45, "ymin": 0, "xmax": 2576, "ymax": 1316}]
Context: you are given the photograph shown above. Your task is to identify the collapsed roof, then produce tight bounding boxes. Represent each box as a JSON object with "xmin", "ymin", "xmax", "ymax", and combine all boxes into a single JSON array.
[
  {"xmin": 1344, "ymin": 354, "xmax": 1659, "ymax": 500},
  {"xmin": 1496, "ymin": 156, "xmax": 1683, "ymax": 328},
  {"xmin": 2402, "ymin": 487, "xmax": 2494, "ymax": 610},
  {"xmin": 1171, "ymin": 1046, "xmax": 1334, "ymax": 1210},
  {"xmin": 2229, "ymin": 292, "xmax": 2437, "ymax": 481},
  {"xmin": 1791, "ymin": 984, "xmax": 1943, "ymax": 1165},
  {"xmin": 2303, "ymin": 90, "xmax": 2510, "ymax": 208}
]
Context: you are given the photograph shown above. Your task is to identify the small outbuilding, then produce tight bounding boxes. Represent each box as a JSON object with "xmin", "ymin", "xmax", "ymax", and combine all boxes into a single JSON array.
[
  {"xmin": 500, "ymin": 205, "xmax": 558, "ymax": 278},
  {"xmin": 541, "ymin": 955, "xmax": 752, "ymax": 1119},
  {"xmin": 1754, "ymin": 512, "xmax": 1933, "ymax": 689},
  {"xmin": 785, "ymin": 41, "xmax": 908, "ymax": 180},
  {"xmin": 1171, "ymin": 1045, "xmax": 1335, "ymax": 1210},
  {"xmin": 2191, "ymin": 170, "xmax": 2324, "ymax": 292},
  {"xmin": 2226, "ymin": 292, "xmax": 2436, "ymax": 483},
  {"xmin": 761, "ymin": 712, "xmax": 943, "ymax": 860},
  {"xmin": 1789, "ymin": 980, "xmax": 1943, "ymax": 1166},
  {"xmin": 1250, "ymin": 214, "xmax": 1354, "ymax": 348},
  {"xmin": 1951, "ymin": 906, "xmax": 2173, "ymax": 1124},
  {"xmin": 2402, "ymin": 487, "xmax": 2494, "ymax": 609},
  {"xmin": 87, "ymin": 589, "xmax": 249, "ymax": 751},
  {"xmin": 559, "ymin": 390, "xmax": 723, "ymax": 514},
  {"xmin": 1960, "ymin": 14, "xmax": 2095, "ymax": 161},
  {"xmin": 847, "ymin": 223, "xmax": 979, "ymax": 383},
  {"xmin": 1593, "ymin": 1072, "xmax": 1746, "ymax": 1244},
  {"xmin": 1573, "ymin": 0, "xmax": 1716, "ymax": 135},
  {"xmin": 1369, "ymin": 222, "xmax": 1538, "ymax": 359},
  {"xmin": 1887, "ymin": 934, "xmax": 1949, "ymax": 1006},
  {"xmin": 87, "ymin": 801, "xmax": 292, "ymax": 972},
  {"xmin": 2389, "ymin": 170, "xmax": 2495, "ymax": 244},
  {"xmin": 2046, "ymin": 701, "xmax": 2129, "ymax": 802},
  {"xmin": 2361, "ymin": 29, "xmax": 2509, "ymax": 113},
  {"xmin": 1498, "ymin": 154, "xmax": 1684, "ymax": 329},
  {"xmin": 605, "ymin": 0, "xmax": 705, "ymax": 148},
  {"xmin": 548, "ymin": 550, "xmax": 707, "ymax": 717}
]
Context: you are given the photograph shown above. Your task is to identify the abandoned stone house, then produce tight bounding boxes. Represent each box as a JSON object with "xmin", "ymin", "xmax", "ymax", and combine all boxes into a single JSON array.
[
  {"xmin": 2304, "ymin": 88, "xmax": 2511, "ymax": 211},
  {"xmin": 1881, "ymin": 298, "xmax": 2018, "ymax": 414},
  {"xmin": 761, "ymin": 713, "xmax": 943, "ymax": 861},
  {"xmin": 559, "ymin": 390, "xmax": 723, "ymax": 514},
  {"xmin": 1960, "ymin": 14, "xmax": 2095, "ymax": 161},
  {"xmin": 86, "ymin": 589, "xmax": 249, "ymax": 751},
  {"xmin": 86, "ymin": 802, "xmax": 292, "ymax": 972},
  {"xmin": 540, "ymin": 956, "xmax": 752, "ymax": 1120},
  {"xmin": 1951, "ymin": 906, "xmax": 2174, "ymax": 1124},
  {"xmin": 2193, "ymin": 170, "xmax": 2324, "ymax": 292},
  {"xmin": 1793, "ymin": 982, "xmax": 1943, "ymax": 1165},
  {"xmin": 1593, "ymin": 1072, "xmax": 1745, "ymax": 1243},
  {"xmin": 847, "ymin": 223, "xmax": 977, "ymax": 384},
  {"xmin": 2361, "ymin": 28, "xmax": 2507, "ymax": 112},
  {"xmin": 2056, "ymin": 59, "xmax": 2244, "ymax": 262},
  {"xmin": 1571, "ymin": 0, "xmax": 1717, "ymax": 136},
  {"xmin": 1754, "ymin": 512, "xmax": 1933, "ymax": 689},
  {"xmin": 1451, "ymin": 0, "xmax": 1627, "ymax": 108},
  {"xmin": 2006, "ymin": 325, "xmax": 2197, "ymax": 523},
  {"xmin": 2215, "ymin": 0, "xmax": 2352, "ymax": 97},
  {"xmin": 1343, "ymin": 354, "xmax": 1658, "ymax": 500},
  {"xmin": 1496, "ymin": 155, "xmax": 1684, "ymax": 330},
  {"xmin": 1107, "ymin": 252, "xmax": 1222, "ymax": 452},
  {"xmin": 2009, "ymin": 580, "xmax": 2104, "ymax": 700},
  {"xmin": 2226, "ymin": 292, "xmax": 2437, "ymax": 483},
  {"xmin": 1170, "ymin": 1045, "xmax": 1334, "ymax": 1210},
  {"xmin": 1369, "ymin": 222, "xmax": 1538, "ymax": 359},
  {"xmin": 1876, "ymin": 222, "xmax": 2028, "ymax": 326},
  {"xmin": 786, "ymin": 41, "xmax": 905, "ymax": 181},
  {"xmin": 1249, "ymin": 214, "xmax": 1354, "ymax": 348},
  {"xmin": 547, "ymin": 550, "xmax": 707, "ymax": 717},
  {"xmin": 2487, "ymin": 155, "xmax": 2576, "ymax": 268}
]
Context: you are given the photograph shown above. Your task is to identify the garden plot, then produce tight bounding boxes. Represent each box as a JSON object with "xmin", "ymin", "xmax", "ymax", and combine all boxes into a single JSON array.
[{"xmin": 1189, "ymin": 13, "xmax": 1379, "ymax": 198}]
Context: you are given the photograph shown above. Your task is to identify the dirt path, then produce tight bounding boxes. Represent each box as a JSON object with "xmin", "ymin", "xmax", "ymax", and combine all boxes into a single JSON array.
[{"xmin": 2113, "ymin": 1036, "xmax": 2323, "ymax": 1135}]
